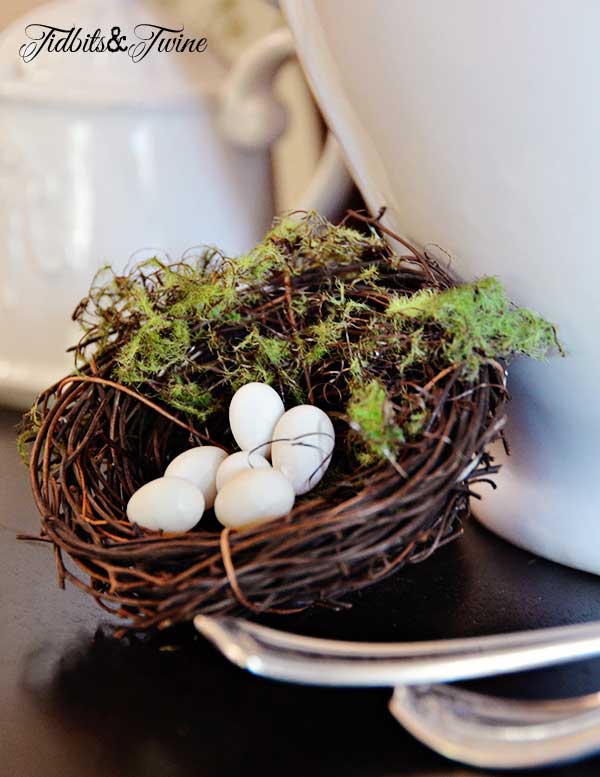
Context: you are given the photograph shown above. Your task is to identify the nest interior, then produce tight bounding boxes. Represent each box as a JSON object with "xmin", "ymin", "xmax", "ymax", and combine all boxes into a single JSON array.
[{"xmin": 19, "ymin": 212, "xmax": 541, "ymax": 634}]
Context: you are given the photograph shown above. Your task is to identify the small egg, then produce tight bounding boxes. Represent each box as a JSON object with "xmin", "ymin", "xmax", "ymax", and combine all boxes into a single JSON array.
[
  {"xmin": 127, "ymin": 477, "xmax": 205, "ymax": 533},
  {"xmin": 164, "ymin": 446, "xmax": 227, "ymax": 508},
  {"xmin": 215, "ymin": 450, "xmax": 271, "ymax": 492},
  {"xmin": 214, "ymin": 468, "xmax": 295, "ymax": 530},
  {"xmin": 229, "ymin": 382, "xmax": 285, "ymax": 458},
  {"xmin": 271, "ymin": 405, "xmax": 335, "ymax": 495}
]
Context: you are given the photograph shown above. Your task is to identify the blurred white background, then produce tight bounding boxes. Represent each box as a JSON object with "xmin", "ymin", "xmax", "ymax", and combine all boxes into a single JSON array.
[
  {"xmin": 1, "ymin": 0, "xmax": 44, "ymax": 28},
  {"xmin": 0, "ymin": 0, "xmax": 351, "ymax": 408}
]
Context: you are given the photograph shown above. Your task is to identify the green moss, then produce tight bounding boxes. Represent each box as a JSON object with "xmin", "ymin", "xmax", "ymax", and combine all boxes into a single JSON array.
[
  {"xmin": 165, "ymin": 379, "xmax": 215, "ymax": 421},
  {"xmin": 326, "ymin": 280, "xmax": 370, "ymax": 316},
  {"xmin": 290, "ymin": 292, "xmax": 309, "ymax": 316},
  {"xmin": 167, "ymin": 273, "xmax": 237, "ymax": 320},
  {"xmin": 236, "ymin": 330, "xmax": 290, "ymax": 365},
  {"xmin": 387, "ymin": 288, "xmax": 436, "ymax": 318},
  {"xmin": 304, "ymin": 283, "xmax": 371, "ymax": 366},
  {"xmin": 63, "ymin": 213, "xmax": 560, "ymax": 459},
  {"xmin": 355, "ymin": 264, "xmax": 380, "ymax": 286},
  {"xmin": 404, "ymin": 407, "xmax": 429, "ymax": 438},
  {"xmin": 387, "ymin": 277, "xmax": 560, "ymax": 378},
  {"xmin": 229, "ymin": 364, "xmax": 277, "ymax": 390},
  {"xmin": 16, "ymin": 403, "xmax": 42, "ymax": 466},
  {"xmin": 347, "ymin": 380, "xmax": 405, "ymax": 461},
  {"xmin": 306, "ymin": 317, "xmax": 345, "ymax": 365},
  {"xmin": 395, "ymin": 328, "xmax": 428, "ymax": 375},
  {"xmin": 115, "ymin": 311, "xmax": 190, "ymax": 384},
  {"xmin": 233, "ymin": 329, "xmax": 293, "ymax": 388},
  {"xmin": 260, "ymin": 337, "xmax": 289, "ymax": 365},
  {"xmin": 75, "ymin": 214, "xmax": 386, "ymax": 401},
  {"xmin": 349, "ymin": 356, "xmax": 365, "ymax": 380},
  {"xmin": 266, "ymin": 215, "xmax": 386, "ymax": 271}
]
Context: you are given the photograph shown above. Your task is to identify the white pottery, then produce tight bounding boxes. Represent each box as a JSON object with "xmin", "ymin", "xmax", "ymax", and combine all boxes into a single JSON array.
[
  {"xmin": 283, "ymin": 0, "xmax": 600, "ymax": 574},
  {"xmin": 0, "ymin": 0, "xmax": 351, "ymax": 408}
]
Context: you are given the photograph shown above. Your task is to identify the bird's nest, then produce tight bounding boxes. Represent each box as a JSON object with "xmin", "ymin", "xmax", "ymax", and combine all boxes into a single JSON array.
[{"xmin": 19, "ymin": 212, "xmax": 558, "ymax": 634}]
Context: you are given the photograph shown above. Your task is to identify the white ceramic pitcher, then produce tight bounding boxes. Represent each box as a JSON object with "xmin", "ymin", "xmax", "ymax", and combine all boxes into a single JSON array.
[
  {"xmin": 0, "ymin": 0, "xmax": 351, "ymax": 407},
  {"xmin": 282, "ymin": 0, "xmax": 600, "ymax": 574}
]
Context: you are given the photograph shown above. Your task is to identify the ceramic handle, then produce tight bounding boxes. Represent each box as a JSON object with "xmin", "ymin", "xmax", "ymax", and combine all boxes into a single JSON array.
[{"xmin": 218, "ymin": 28, "xmax": 352, "ymax": 220}]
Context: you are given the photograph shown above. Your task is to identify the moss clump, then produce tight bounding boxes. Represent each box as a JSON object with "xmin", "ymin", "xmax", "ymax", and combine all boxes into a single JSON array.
[
  {"xmin": 306, "ymin": 316, "xmax": 346, "ymax": 366},
  {"xmin": 72, "ymin": 214, "xmax": 389, "ymax": 420},
  {"xmin": 57, "ymin": 212, "xmax": 560, "ymax": 469},
  {"xmin": 115, "ymin": 299, "xmax": 191, "ymax": 384},
  {"xmin": 347, "ymin": 380, "xmax": 405, "ymax": 464},
  {"xmin": 230, "ymin": 329, "xmax": 297, "ymax": 393},
  {"xmin": 387, "ymin": 276, "xmax": 561, "ymax": 378},
  {"xmin": 404, "ymin": 407, "xmax": 429, "ymax": 438},
  {"xmin": 16, "ymin": 405, "xmax": 42, "ymax": 466},
  {"xmin": 166, "ymin": 378, "xmax": 215, "ymax": 422}
]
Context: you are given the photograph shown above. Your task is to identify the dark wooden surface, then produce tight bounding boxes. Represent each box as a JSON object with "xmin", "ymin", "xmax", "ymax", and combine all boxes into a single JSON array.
[{"xmin": 3, "ymin": 406, "xmax": 600, "ymax": 777}]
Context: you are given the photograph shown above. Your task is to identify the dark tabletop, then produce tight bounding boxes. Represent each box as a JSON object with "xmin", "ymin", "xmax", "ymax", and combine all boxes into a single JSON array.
[{"xmin": 2, "ymin": 407, "xmax": 600, "ymax": 777}]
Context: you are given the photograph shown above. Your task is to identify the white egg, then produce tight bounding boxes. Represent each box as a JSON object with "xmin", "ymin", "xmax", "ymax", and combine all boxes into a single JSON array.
[
  {"xmin": 164, "ymin": 446, "xmax": 227, "ymax": 508},
  {"xmin": 215, "ymin": 450, "xmax": 271, "ymax": 492},
  {"xmin": 271, "ymin": 405, "xmax": 335, "ymax": 495},
  {"xmin": 229, "ymin": 382, "xmax": 285, "ymax": 458},
  {"xmin": 127, "ymin": 477, "xmax": 205, "ymax": 533},
  {"xmin": 214, "ymin": 468, "xmax": 295, "ymax": 530}
]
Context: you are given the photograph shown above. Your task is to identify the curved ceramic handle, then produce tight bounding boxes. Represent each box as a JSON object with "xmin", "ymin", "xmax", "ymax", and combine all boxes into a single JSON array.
[{"xmin": 218, "ymin": 28, "xmax": 353, "ymax": 220}]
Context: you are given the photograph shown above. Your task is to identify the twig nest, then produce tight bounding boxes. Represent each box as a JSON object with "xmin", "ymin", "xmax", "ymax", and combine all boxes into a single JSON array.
[
  {"xmin": 164, "ymin": 446, "xmax": 227, "ymax": 509},
  {"xmin": 20, "ymin": 212, "xmax": 558, "ymax": 631},
  {"xmin": 215, "ymin": 450, "xmax": 271, "ymax": 491},
  {"xmin": 271, "ymin": 406, "xmax": 335, "ymax": 495},
  {"xmin": 214, "ymin": 468, "xmax": 295, "ymax": 529},
  {"xmin": 228, "ymin": 382, "xmax": 285, "ymax": 458},
  {"xmin": 127, "ymin": 477, "xmax": 205, "ymax": 532}
]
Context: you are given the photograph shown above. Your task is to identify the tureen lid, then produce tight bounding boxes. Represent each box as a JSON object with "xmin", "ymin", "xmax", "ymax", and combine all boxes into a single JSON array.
[{"xmin": 0, "ymin": 0, "xmax": 225, "ymax": 106}]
